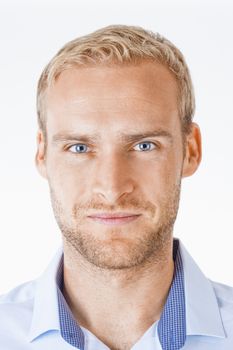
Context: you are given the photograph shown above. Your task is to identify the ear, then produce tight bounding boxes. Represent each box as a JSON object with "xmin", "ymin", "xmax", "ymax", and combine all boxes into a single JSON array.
[
  {"xmin": 35, "ymin": 129, "xmax": 47, "ymax": 179},
  {"xmin": 182, "ymin": 122, "xmax": 202, "ymax": 178}
]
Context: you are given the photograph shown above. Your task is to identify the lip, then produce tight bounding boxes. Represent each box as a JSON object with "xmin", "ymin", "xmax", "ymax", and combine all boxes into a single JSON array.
[{"xmin": 87, "ymin": 213, "xmax": 141, "ymax": 226}]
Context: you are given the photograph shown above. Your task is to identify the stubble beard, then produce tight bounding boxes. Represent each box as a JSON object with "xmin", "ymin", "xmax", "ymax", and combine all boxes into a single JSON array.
[{"xmin": 50, "ymin": 182, "xmax": 181, "ymax": 271}]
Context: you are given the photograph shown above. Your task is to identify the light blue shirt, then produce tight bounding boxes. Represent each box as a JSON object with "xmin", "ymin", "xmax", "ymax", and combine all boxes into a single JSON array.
[{"xmin": 0, "ymin": 239, "xmax": 233, "ymax": 349}]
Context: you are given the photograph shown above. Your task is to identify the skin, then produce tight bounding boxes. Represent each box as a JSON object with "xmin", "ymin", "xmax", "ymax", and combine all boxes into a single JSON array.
[{"xmin": 36, "ymin": 62, "xmax": 201, "ymax": 350}]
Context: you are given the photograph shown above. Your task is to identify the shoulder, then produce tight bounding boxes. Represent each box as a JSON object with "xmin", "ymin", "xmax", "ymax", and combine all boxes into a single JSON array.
[
  {"xmin": 211, "ymin": 280, "xmax": 233, "ymax": 305},
  {"xmin": 0, "ymin": 280, "xmax": 36, "ymax": 333},
  {"xmin": 211, "ymin": 280, "xmax": 233, "ymax": 323},
  {"xmin": 0, "ymin": 279, "xmax": 36, "ymax": 304},
  {"xmin": 211, "ymin": 279, "xmax": 233, "ymax": 295}
]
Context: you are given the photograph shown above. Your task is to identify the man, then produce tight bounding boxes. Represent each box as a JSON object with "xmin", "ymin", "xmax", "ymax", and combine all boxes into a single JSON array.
[{"xmin": 0, "ymin": 24, "xmax": 233, "ymax": 350}]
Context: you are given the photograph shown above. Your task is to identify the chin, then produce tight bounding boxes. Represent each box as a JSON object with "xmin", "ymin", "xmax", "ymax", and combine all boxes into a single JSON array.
[{"xmin": 78, "ymin": 238, "xmax": 160, "ymax": 270}]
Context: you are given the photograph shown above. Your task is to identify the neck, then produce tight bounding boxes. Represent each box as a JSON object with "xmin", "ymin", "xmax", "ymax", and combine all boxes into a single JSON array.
[{"xmin": 62, "ymin": 238, "xmax": 174, "ymax": 348}]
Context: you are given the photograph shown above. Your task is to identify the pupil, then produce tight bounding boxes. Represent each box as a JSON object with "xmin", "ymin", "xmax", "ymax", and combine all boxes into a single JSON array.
[
  {"xmin": 140, "ymin": 143, "xmax": 149, "ymax": 150},
  {"xmin": 77, "ymin": 144, "xmax": 85, "ymax": 152}
]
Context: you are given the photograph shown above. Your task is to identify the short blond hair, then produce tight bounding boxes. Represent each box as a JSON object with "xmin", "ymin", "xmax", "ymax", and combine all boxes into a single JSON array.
[{"xmin": 37, "ymin": 24, "xmax": 195, "ymax": 135}]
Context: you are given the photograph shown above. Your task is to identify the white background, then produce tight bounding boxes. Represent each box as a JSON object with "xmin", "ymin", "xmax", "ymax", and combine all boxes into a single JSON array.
[{"xmin": 0, "ymin": 0, "xmax": 232, "ymax": 294}]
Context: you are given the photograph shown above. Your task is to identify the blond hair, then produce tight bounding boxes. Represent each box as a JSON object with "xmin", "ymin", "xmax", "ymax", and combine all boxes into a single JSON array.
[{"xmin": 37, "ymin": 24, "xmax": 195, "ymax": 134}]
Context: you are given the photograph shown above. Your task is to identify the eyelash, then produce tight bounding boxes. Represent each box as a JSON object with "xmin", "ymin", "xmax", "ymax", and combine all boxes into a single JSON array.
[{"xmin": 67, "ymin": 141, "xmax": 158, "ymax": 154}]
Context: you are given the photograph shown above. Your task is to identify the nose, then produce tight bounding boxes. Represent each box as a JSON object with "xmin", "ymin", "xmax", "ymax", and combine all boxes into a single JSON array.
[{"xmin": 92, "ymin": 152, "xmax": 136, "ymax": 203}]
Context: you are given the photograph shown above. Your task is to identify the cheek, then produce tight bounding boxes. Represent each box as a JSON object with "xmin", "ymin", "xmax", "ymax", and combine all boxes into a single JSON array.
[
  {"xmin": 141, "ymin": 154, "xmax": 183, "ymax": 199},
  {"xmin": 46, "ymin": 155, "xmax": 91, "ymax": 205}
]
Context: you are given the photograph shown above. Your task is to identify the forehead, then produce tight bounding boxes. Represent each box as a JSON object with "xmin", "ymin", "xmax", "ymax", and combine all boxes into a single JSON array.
[{"xmin": 45, "ymin": 62, "xmax": 180, "ymax": 135}]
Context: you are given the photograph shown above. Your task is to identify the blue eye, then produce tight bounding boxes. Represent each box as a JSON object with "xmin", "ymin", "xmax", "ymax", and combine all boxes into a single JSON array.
[
  {"xmin": 69, "ymin": 144, "xmax": 89, "ymax": 153},
  {"xmin": 134, "ymin": 142, "xmax": 156, "ymax": 152}
]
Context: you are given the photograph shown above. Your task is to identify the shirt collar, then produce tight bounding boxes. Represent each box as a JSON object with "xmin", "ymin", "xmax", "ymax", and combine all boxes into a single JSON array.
[
  {"xmin": 158, "ymin": 239, "xmax": 186, "ymax": 350},
  {"xmin": 179, "ymin": 241, "xmax": 226, "ymax": 338},
  {"xmin": 57, "ymin": 260, "xmax": 85, "ymax": 348},
  {"xmin": 28, "ymin": 248, "xmax": 63, "ymax": 342}
]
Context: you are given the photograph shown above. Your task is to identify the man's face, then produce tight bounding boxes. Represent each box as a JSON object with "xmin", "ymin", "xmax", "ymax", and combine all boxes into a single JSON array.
[{"xmin": 36, "ymin": 62, "xmax": 200, "ymax": 269}]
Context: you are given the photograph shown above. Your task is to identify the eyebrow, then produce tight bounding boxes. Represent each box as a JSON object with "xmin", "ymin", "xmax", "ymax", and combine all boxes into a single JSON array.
[{"xmin": 52, "ymin": 129, "xmax": 173, "ymax": 144}]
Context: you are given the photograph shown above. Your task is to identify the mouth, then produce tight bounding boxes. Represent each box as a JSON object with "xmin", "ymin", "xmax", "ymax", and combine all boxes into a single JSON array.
[{"xmin": 87, "ymin": 213, "xmax": 141, "ymax": 226}]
